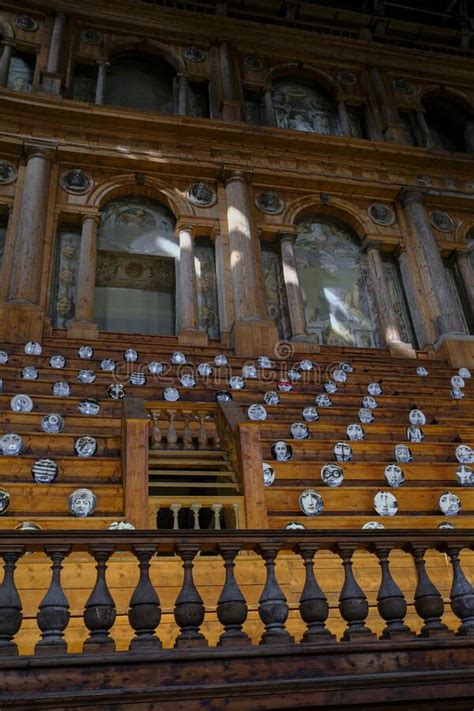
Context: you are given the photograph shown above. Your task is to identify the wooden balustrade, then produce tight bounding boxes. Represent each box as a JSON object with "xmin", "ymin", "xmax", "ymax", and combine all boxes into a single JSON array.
[
  {"xmin": 148, "ymin": 403, "xmax": 220, "ymax": 451},
  {"xmin": 149, "ymin": 497, "xmax": 243, "ymax": 529},
  {"xmin": 0, "ymin": 530, "xmax": 473, "ymax": 656}
]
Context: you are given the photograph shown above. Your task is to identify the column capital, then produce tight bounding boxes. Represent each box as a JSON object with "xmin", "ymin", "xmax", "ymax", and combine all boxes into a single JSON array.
[
  {"xmin": 398, "ymin": 188, "xmax": 426, "ymax": 208},
  {"xmin": 96, "ymin": 59, "xmax": 110, "ymax": 68},
  {"xmin": 176, "ymin": 220, "xmax": 196, "ymax": 236},
  {"xmin": 278, "ymin": 233, "xmax": 297, "ymax": 246},
  {"xmin": 221, "ymin": 168, "xmax": 252, "ymax": 187},
  {"xmin": 1, "ymin": 38, "xmax": 16, "ymax": 49},
  {"xmin": 23, "ymin": 140, "xmax": 57, "ymax": 162},
  {"xmin": 80, "ymin": 212, "xmax": 100, "ymax": 226},
  {"xmin": 361, "ymin": 237, "xmax": 383, "ymax": 253}
]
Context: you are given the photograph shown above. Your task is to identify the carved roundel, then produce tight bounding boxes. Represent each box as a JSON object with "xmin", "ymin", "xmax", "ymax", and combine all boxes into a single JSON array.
[
  {"xmin": 245, "ymin": 56, "xmax": 264, "ymax": 71},
  {"xmin": 60, "ymin": 169, "xmax": 92, "ymax": 195},
  {"xmin": 184, "ymin": 47, "xmax": 205, "ymax": 63},
  {"xmin": 430, "ymin": 210, "xmax": 454, "ymax": 232},
  {"xmin": 255, "ymin": 191, "xmax": 285, "ymax": 215},
  {"xmin": 186, "ymin": 181, "xmax": 216, "ymax": 207},
  {"xmin": 338, "ymin": 70, "xmax": 356, "ymax": 85},
  {"xmin": 15, "ymin": 15, "xmax": 38, "ymax": 32},
  {"xmin": 368, "ymin": 203, "xmax": 395, "ymax": 226},
  {"xmin": 392, "ymin": 78, "xmax": 413, "ymax": 94},
  {"xmin": 81, "ymin": 29, "xmax": 103, "ymax": 45},
  {"xmin": 0, "ymin": 160, "xmax": 17, "ymax": 185}
]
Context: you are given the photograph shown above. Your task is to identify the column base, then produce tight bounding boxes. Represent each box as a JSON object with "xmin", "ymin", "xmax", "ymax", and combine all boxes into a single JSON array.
[
  {"xmin": 231, "ymin": 319, "xmax": 279, "ymax": 357},
  {"xmin": 0, "ymin": 302, "xmax": 45, "ymax": 343},
  {"xmin": 221, "ymin": 99, "xmax": 243, "ymax": 122},
  {"xmin": 178, "ymin": 329, "xmax": 208, "ymax": 347},
  {"xmin": 433, "ymin": 333, "xmax": 474, "ymax": 368},
  {"xmin": 67, "ymin": 320, "xmax": 99, "ymax": 340},
  {"xmin": 387, "ymin": 340, "xmax": 417, "ymax": 359},
  {"xmin": 41, "ymin": 71, "xmax": 62, "ymax": 95}
]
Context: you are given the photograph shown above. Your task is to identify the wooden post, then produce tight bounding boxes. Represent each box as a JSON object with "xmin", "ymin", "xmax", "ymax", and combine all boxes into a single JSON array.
[
  {"xmin": 122, "ymin": 397, "xmax": 149, "ymax": 529},
  {"xmin": 237, "ymin": 424, "xmax": 268, "ymax": 529}
]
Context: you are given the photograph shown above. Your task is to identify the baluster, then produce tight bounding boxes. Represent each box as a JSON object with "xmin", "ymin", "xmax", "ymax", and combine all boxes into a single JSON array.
[
  {"xmin": 174, "ymin": 544, "xmax": 208, "ymax": 648},
  {"xmin": 197, "ymin": 414, "xmax": 208, "ymax": 449},
  {"xmin": 374, "ymin": 545, "xmax": 414, "ymax": 640},
  {"xmin": 0, "ymin": 547, "xmax": 24, "ymax": 655},
  {"xmin": 337, "ymin": 544, "xmax": 376, "ymax": 641},
  {"xmin": 410, "ymin": 544, "xmax": 449, "ymax": 638},
  {"xmin": 83, "ymin": 546, "xmax": 116, "ymax": 652},
  {"xmin": 190, "ymin": 504, "xmax": 202, "ymax": 529},
  {"xmin": 231, "ymin": 503, "xmax": 240, "ymax": 529},
  {"xmin": 35, "ymin": 546, "xmax": 71, "ymax": 654},
  {"xmin": 212, "ymin": 413, "xmax": 220, "ymax": 449},
  {"xmin": 182, "ymin": 413, "xmax": 194, "ymax": 450},
  {"xmin": 257, "ymin": 544, "xmax": 294, "ymax": 645},
  {"xmin": 211, "ymin": 503, "xmax": 223, "ymax": 530},
  {"xmin": 166, "ymin": 410, "xmax": 178, "ymax": 449},
  {"xmin": 297, "ymin": 544, "xmax": 335, "ymax": 643},
  {"xmin": 128, "ymin": 545, "xmax": 162, "ymax": 651},
  {"xmin": 150, "ymin": 410, "xmax": 162, "ymax": 449},
  {"xmin": 170, "ymin": 504, "xmax": 181, "ymax": 530},
  {"xmin": 444, "ymin": 545, "xmax": 474, "ymax": 636},
  {"xmin": 217, "ymin": 544, "xmax": 250, "ymax": 646}
]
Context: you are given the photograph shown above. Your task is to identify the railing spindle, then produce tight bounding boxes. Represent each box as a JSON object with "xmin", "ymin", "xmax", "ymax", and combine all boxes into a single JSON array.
[
  {"xmin": 83, "ymin": 546, "xmax": 116, "ymax": 652},
  {"xmin": 297, "ymin": 544, "xmax": 335, "ymax": 643},
  {"xmin": 257, "ymin": 544, "xmax": 294, "ymax": 645},
  {"xmin": 182, "ymin": 414, "xmax": 194, "ymax": 450},
  {"xmin": 35, "ymin": 546, "xmax": 71, "ymax": 654},
  {"xmin": 129, "ymin": 545, "xmax": 162, "ymax": 651},
  {"xmin": 197, "ymin": 414, "xmax": 208, "ymax": 449},
  {"xmin": 174, "ymin": 544, "xmax": 208, "ymax": 648},
  {"xmin": 444, "ymin": 544, "xmax": 474, "ymax": 637},
  {"xmin": 0, "ymin": 547, "xmax": 24, "ymax": 655},
  {"xmin": 150, "ymin": 410, "xmax": 162, "ymax": 449},
  {"xmin": 410, "ymin": 544, "xmax": 449, "ymax": 638},
  {"xmin": 217, "ymin": 544, "xmax": 250, "ymax": 646},
  {"xmin": 337, "ymin": 544, "xmax": 376, "ymax": 641},
  {"xmin": 374, "ymin": 545, "xmax": 414, "ymax": 640},
  {"xmin": 166, "ymin": 411, "xmax": 178, "ymax": 449}
]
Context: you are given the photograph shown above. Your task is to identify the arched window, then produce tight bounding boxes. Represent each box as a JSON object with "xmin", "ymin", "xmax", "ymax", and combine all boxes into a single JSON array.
[
  {"xmin": 423, "ymin": 96, "xmax": 474, "ymax": 153},
  {"xmin": 94, "ymin": 196, "xmax": 178, "ymax": 335},
  {"xmin": 272, "ymin": 78, "xmax": 341, "ymax": 135},
  {"xmin": 104, "ymin": 54, "xmax": 175, "ymax": 113}
]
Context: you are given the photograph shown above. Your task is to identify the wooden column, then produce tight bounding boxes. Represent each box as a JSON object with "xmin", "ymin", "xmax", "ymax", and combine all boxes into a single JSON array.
[
  {"xmin": 224, "ymin": 171, "xmax": 278, "ymax": 354},
  {"xmin": 369, "ymin": 66, "xmax": 405, "ymax": 144},
  {"xmin": 455, "ymin": 249, "xmax": 474, "ymax": 323},
  {"xmin": 279, "ymin": 234, "xmax": 306, "ymax": 340},
  {"xmin": 0, "ymin": 39, "xmax": 15, "ymax": 87},
  {"xmin": 43, "ymin": 12, "xmax": 67, "ymax": 94},
  {"xmin": 237, "ymin": 424, "xmax": 268, "ymax": 529},
  {"xmin": 416, "ymin": 109, "xmax": 434, "ymax": 149},
  {"xmin": 95, "ymin": 61, "xmax": 109, "ymax": 105},
  {"xmin": 177, "ymin": 223, "xmax": 207, "ymax": 346},
  {"xmin": 67, "ymin": 213, "xmax": 99, "ymax": 340},
  {"xmin": 397, "ymin": 244, "xmax": 432, "ymax": 349},
  {"xmin": 337, "ymin": 99, "xmax": 351, "ymax": 137},
  {"xmin": 122, "ymin": 398, "xmax": 149, "ymax": 529},
  {"xmin": 219, "ymin": 41, "xmax": 242, "ymax": 121},
  {"xmin": 399, "ymin": 189, "xmax": 466, "ymax": 337},
  {"xmin": 264, "ymin": 89, "xmax": 277, "ymax": 127}
]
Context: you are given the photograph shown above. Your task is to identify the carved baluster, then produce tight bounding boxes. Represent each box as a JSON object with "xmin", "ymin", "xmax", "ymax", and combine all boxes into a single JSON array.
[
  {"xmin": 170, "ymin": 504, "xmax": 181, "ymax": 530},
  {"xmin": 211, "ymin": 503, "xmax": 223, "ymax": 530},
  {"xmin": 410, "ymin": 544, "xmax": 449, "ymax": 638},
  {"xmin": 166, "ymin": 410, "xmax": 178, "ymax": 449},
  {"xmin": 231, "ymin": 503, "xmax": 240, "ymax": 529},
  {"xmin": 190, "ymin": 504, "xmax": 202, "ymax": 530},
  {"xmin": 257, "ymin": 544, "xmax": 294, "ymax": 645},
  {"xmin": 83, "ymin": 546, "xmax": 116, "ymax": 652},
  {"xmin": 374, "ymin": 545, "xmax": 414, "ymax": 640},
  {"xmin": 0, "ymin": 547, "xmax": 24, "ymax": 655},
  {"xmin": 212, "ymin": 413, "xmax": 220, "ymax": 449},
  {"xmin": 197, "ymin": 414, "xmax": 208, "ymax": 449},
  {"xmin": 445, "ymin": 545, "xmax": 474, "ymax": 636},
  {"xmin": 298, "ymin": 544, "xmax": 335, "ymax": 643},
  {"xmin": 217, "ymin": 544, "xmax": 250, "ymax": 646},
  {"xmin": 150, "ymin": 410, "xmax": 162, "ymax": 449},
  {"xmin": 182, "ymin": 413, "xmax": 194, "ymax": 450},
  {"xmin": 174, "ymin": 545, "xmax": 208, "ymax": 648},
  {"xmin": 128, "ymin": 545, "xmax": 162, "ymax": 651},
  {"xmin": 35, "ymin": 546, "xmax": 71, "ymax": 654},
  {"xmin": 337, "ymin": 544, "xmax": 376, "ymax": 641}
]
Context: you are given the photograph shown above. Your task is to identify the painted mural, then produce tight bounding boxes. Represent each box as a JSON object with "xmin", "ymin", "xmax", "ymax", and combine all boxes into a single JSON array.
[
  {"xmin": 383, "ymin": 260, "xmax": 416, "ymax": 346},
  {"xmin": 261, "ymin": 245, "xmax": 291, "ymax": 341},
  {"xmin": 51, "ymin": 227, "xmax": 81, "ymax": 328},
  {"xmin": 195, "ymin": 238, "xmax": 220, "ymax": 339},
  {"xmin": 272, "ymin": 79, "xmax": 341, "ymax": 135}
]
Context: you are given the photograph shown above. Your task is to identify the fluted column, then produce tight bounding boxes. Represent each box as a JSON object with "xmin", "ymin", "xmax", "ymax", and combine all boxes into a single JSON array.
[
  {"xmin": 177, "ymin": 223, "xmax": 201, "ymax": 338},
  {"xmin": 8, "ymin": 143, "xmax": 54, "ymax": 304},
  {"xmin": 399, "ymin": 189, "xmax": 466, "ymax": 337},
  {"xmin": 0, "ymin": 39, "xmax": 15, "ymax": 88},
  {"xmin": 95, "ymin": 61, "xmax": 109, "ymax": 105},
  {"xmin": 219, "ymin": 41, "xmax": 242, "ymax": 121},
  {"xmin": 455, "ymin": 249, "xmax": 474, "ymax": 324},
  {"xmin": 43, "ymin": 12, "xmax": 67, "ymax": 94},
  {"xmin": 279, "ymin": 234, "xmax": 306, "ymax": 340},
  {"xmin": 364, "ymin": 240, "xmax": 402, "ymax": 345}
]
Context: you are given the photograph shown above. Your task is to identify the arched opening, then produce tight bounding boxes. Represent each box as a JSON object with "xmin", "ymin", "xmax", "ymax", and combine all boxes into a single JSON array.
[
  {"xmin": 423, "ymin": 95, "xmax": 474, "ymax": 153},
  {"xmin": 271, "ymin": 77, "xmax": 341, "ymax": 135},
  {"xmin": 103, "ymin": 53, "xmax": 175, "ymax": 113},
  {"xmin": 94, "ymin": 196, "xmax": 178, "ymax": 335}
]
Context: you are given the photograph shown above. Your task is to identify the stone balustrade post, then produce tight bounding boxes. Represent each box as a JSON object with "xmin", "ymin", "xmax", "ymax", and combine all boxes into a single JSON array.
[
  {"xmin": 279, "ymin": 234, "xmax": 307, "ymax": 340},
  {"xmin": 399, "ymin": 189, "xmax": 466, "ymax": 337}
]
